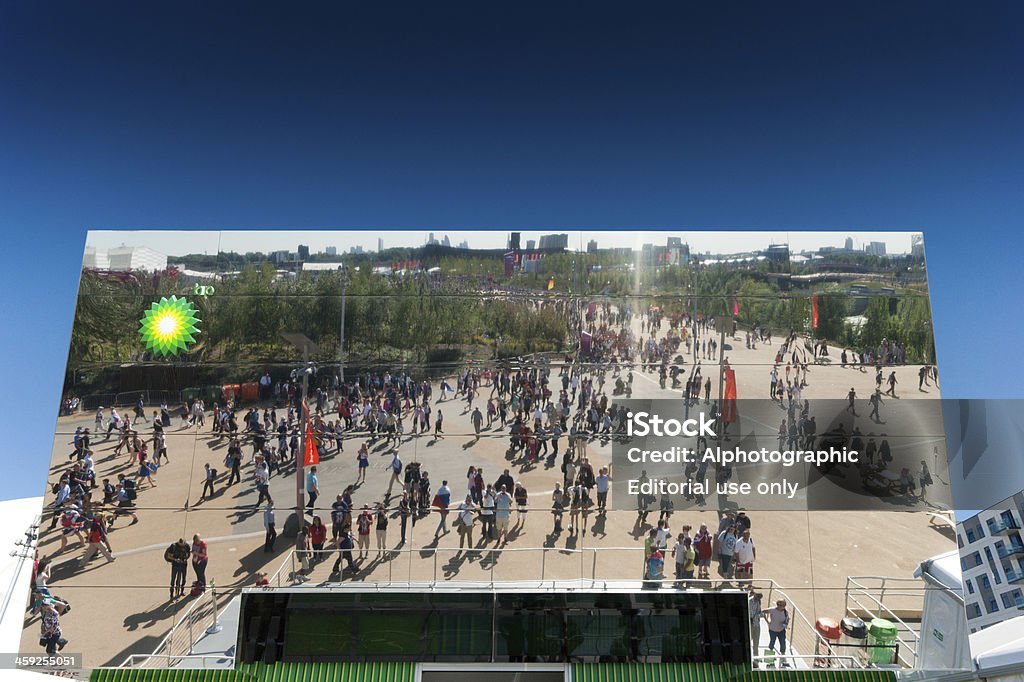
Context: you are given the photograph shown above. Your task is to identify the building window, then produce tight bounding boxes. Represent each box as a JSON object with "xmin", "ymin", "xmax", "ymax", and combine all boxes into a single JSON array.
[
  {"xmin": 988, "ymin": 599, "xmax": 999, "ymax": 614},
  {"xmin": 966, "ymin": 579, "xmax": 975, "ymax": 595},
  {"xmin": 1003, "ymin": 594, "xmax": 1013, "ymax": 609},
  {"xmin": 981, "ymin": 575, "xmax": 992, "ymax": 590},
  {"xmin": 968, "ymin": 529, "xmax": 976, "ymax": 543}
]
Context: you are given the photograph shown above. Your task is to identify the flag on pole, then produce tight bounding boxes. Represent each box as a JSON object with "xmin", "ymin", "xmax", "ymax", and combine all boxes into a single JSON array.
[
  {"xmin": 303, "ymin": 419, "xmax": 319, "ymax": 466},
  {"xmin": 722, "ymin": 367, "xmax": 738, "ymax": 424},
  {"xmin": 547, "ymin": 277, "xmax": 555, "ymax": 290},
  {"xmin": 732, "ymin": 296, "xmax": 739, "ymax": 317},
  {"xmin": 812, "ymin": 295, "xmax": 819, "ymax": 329},
  {"xmin": 301, "ymin": 400, "xmax": 319, "ymax": 466}
]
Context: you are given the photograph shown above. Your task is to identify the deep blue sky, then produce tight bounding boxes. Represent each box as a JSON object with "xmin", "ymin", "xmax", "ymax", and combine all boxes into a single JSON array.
[{"xmin": 1, "ymin": 2, "xmax": 1021, "ymax": 501}]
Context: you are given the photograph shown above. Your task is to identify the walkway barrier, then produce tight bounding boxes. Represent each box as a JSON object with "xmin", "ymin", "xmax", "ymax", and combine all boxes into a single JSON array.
[
  {"xmin": 127, "ymin": 544, "xmax": 892, "ymax": 672},
  {"xmin": 121, "ymin": 583, "xmax": 239, "ymax": 669},
  {"xmin": 845, "ymin": 575, "xmax": 925, "ymax": 668}
]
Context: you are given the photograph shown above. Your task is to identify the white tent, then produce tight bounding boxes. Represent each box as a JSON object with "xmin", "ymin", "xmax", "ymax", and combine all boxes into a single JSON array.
[
  {"xmin": 971, "ymin": 615, "xmax": 1024, "ymax": 680},
  {"xmin": 915, "ymin": 549, "xmax": 972, "ymax": 671},
  {"xmin": 0, "ymin": 497, "xmax": 58, "ymax": 681}
]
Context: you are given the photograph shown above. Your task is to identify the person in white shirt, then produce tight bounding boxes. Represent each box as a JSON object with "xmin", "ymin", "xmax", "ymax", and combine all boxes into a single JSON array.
[
  {"xmin": 733, "ymin": 529, "xmax": 756, "ymax": 580},
  {"xmin": 494, "ymin": 486, "xmax": 514, "ymax": 544},
  {"xmin": 595, "ymin": 467, "xmax": 610, "ymax": 512},
  {"xmin": 456, "ymin": 496, "xmax": 476, "ymax": 551},
  {"xmin": 655, "ymin": 520, "xmax": 671, "ymax": 549}
]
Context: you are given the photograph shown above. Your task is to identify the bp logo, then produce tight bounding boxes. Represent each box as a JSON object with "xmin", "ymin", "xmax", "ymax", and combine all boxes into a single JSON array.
[{"xmin": 138, "ymin": 296, "xmax": 202, "ymax": 357}]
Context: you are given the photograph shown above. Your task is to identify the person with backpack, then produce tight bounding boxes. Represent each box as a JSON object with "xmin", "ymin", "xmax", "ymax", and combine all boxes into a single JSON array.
[
  {"xmin": 113, "ymin": 475, "xmax": 139, "ymax": 526},
  {"xmin": 79, "ymin": 517, "xmax": 115, "ymax": 568},
  {"xmin": 164, "ymin": 538, "xmax": 190, "ymax": 600},
  {"xmin": 200, "ymin": 463, "xmax": 217, "ymax": 500},
  {"xmin": 386, "ymin": 453, "xmax": 402, "ymax": 498},
  {"xmin": 331, "ymin": 526, "xmax": 355, "ymax": 576}
]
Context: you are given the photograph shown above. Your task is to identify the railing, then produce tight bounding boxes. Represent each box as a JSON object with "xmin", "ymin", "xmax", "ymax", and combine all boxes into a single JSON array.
[
  {"xmin": 987, "ymin": 518, "xmax": 1021, "ymax": 534},
  {"xmin": 130, "ymin": 544, "xmax": 912, "ymax": 671},
  {"xmin": 120, "ymin": 582, "xmax": 238, "ymax": 669},
  {"xmin": 845, "ymin": 575, "xmax": 925, "ymax": 668},
  {"xmin": 119, "ymin": 654, "xmax": 235, "ymax": 668},
  {"xmin": 80, "ymin": 390, "xmax": 185, "ymax": 412},
  {"xmin": 261, "ymin": 546, "xmax": 836, "ymax": 669},
  {"xmin": 1005, "ymin": 570, "xmax": 1024, "ymax": 585},
  {"xmin": 752, "ymin": 653, "xmax": 868, "ymax": 670},
  {"xmin": 997, "ymin": 544, "xmax": 1024, "ymax": 559}
]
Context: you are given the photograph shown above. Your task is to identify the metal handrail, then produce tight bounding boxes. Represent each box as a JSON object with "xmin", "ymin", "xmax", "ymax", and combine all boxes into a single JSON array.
[
  {"xmin": 134, "ymin": 544, "xmax": 906, "ymax": 671},
  {"xmin": 752, "ymin": 653, "xmax": 867, "ymax": 669},
  {"xmin": 845, "ymin": 575, "xmax": 924, "ymax": 668},
  {"xmin": 117, "ymin": 585, "xmax": 210, "ymax": 667},
  {"xmin": 120, "ymin": 653, "xmax": 235, "ymax": 667}
]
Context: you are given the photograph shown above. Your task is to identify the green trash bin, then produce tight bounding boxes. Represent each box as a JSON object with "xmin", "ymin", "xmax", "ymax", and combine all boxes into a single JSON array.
[
  {"xmin": 202, "ymin": 385, "xmax": 224, "ymax": 403},
  {"xmin": 868, "ymin": 617, "xmax": 898, "ymax": 665},
  {"xmin": 182, "ymin": 387, "xmax": 201, "ymax": 404}
]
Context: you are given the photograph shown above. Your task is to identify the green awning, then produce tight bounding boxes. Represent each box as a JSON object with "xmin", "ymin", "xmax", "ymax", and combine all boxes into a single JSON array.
[
  {"xmin": 238, "ymin": 662, "xmax": 417, "ymax": 682},
  {"xmin": 90, "ymin": 662, "xmax": 897, "ymax": 682},
  {"xmin": 573, "ymin": 663, "xmax": 739, "ymax": 682},
  {"xmin": 742, "ymin": 671, "xmax": 898, "ymax": 682},
  {"xmin": 570, "ymin": 663, "xmax": 898, "ymax": 682},
  {"xmin": 90, "ymin": 669, "xmax": 254, "ymax": 682}
]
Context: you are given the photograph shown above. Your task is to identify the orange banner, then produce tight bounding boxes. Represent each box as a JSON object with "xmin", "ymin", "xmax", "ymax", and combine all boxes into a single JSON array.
[{"xmin": 722, "ymin": 367, "xmax": 738, "ymax": 424}]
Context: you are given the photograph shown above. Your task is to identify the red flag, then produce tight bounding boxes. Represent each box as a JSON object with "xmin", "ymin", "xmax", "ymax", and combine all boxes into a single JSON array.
[
  {"xmin": 732, "ymin": 296, "xmax": 739, "ymax": 317},
  {"xmin": 303, "ymin": 419, "xmax": 319, "ymax": 466},
  {"xmin": 812, "ymin": 295, "xmax": 819, "ymax": 329},
  {"xmin": 722, "ymin": 368, "xmax": 738, "ymax": 424}
]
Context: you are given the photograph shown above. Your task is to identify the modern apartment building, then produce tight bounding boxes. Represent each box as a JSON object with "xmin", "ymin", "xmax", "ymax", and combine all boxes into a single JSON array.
[{"xmin": 958, "ymin": 490, "xmax": 1024, "ymax": 632}]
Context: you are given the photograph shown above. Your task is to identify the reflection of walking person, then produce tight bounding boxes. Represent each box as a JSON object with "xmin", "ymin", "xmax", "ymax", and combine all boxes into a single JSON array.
[
  {"xmin": 886, "ymin": 371, "xmax": 898, "ymax": 397},
  {"xmin": 80, "ymin": 517, "xmax": 115, "ymax": 567},
  {"xmin": 306, "ymin": 466, "xmax": 319, "ymax": 509},
  {"xmin": 869, "ymin": 390, "xmax": 882, "ymax": 421},
  {"xmin": 357, "ymin": 444, "xmax": 369, "ymax": 483},
  {"xmin": 201, "ymin": 463, "xmax": 216, "ymax": 499},
  {"xmin": 919, "ymin": 461, "xmax": 933, "ymax": 502},
  {"xmin": 264, "ymin": 503, "xmax": 277, "ymax": 552}
]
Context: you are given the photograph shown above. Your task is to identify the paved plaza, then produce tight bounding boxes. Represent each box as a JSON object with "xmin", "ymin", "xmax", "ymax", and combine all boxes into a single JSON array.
[{"xmin": 24, "ymin": 314, "xmax": 953, "ymax": 668}]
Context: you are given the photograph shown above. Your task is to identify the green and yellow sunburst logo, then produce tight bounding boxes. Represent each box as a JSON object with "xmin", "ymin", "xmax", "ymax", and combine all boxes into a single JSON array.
[{"xmin": 138, "ymin": 296, "xmax": 202, "ymax": 357}]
